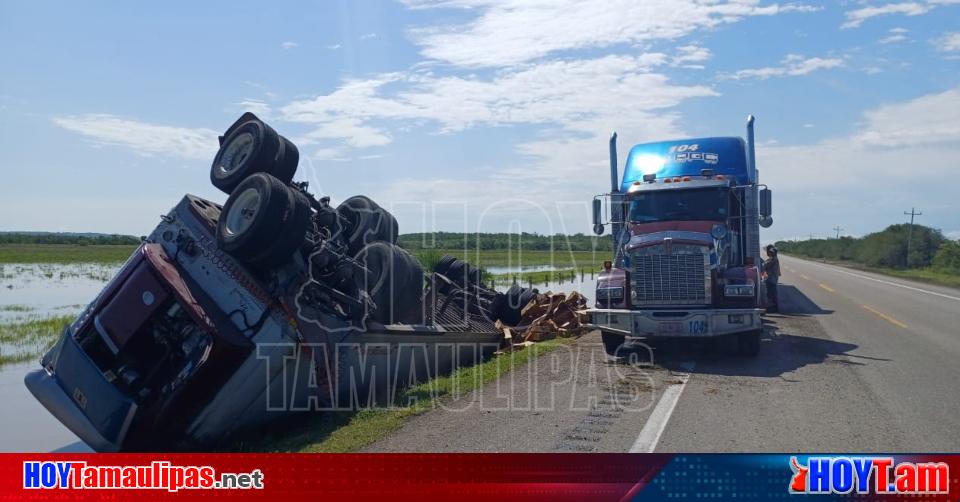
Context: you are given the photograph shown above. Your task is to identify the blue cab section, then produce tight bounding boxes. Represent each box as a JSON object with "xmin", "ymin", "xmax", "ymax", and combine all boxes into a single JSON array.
[{"xmin": 621, "ymin": 136, "xmax": 751, "ymax": 191}]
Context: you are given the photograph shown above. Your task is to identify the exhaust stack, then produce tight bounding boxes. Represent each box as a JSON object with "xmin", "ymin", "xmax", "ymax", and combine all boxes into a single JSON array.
[
  {"xmin": 746, "ymin": 115, "xmax": 756, "ymax": 183},
  {"xmin": 609, "ymin": 132, "xmax": 619, "ymax": 192}
]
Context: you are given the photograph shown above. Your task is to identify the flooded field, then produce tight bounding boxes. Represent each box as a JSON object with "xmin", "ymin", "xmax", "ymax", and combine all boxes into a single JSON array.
[
  {"xmin": 0, "ymin": 258, "xmax": 594, "ymax": 451},
  {"xmin": 0, "ymin": 263, "xmax": 119, "ymax": 365}
]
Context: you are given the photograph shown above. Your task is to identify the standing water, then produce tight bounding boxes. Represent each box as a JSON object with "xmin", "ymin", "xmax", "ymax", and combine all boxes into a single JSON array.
[{"xmin": 0, "ymin": 263, "xmax": 117, "ymax": 451}]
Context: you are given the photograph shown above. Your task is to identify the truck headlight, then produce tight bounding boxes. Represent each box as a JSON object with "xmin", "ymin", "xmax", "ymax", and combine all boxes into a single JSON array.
[
  {"xmin": 596, "ymin": 287, "xmax": 624, "ymax": 300},
  {"xmin": 724, "ymin": 284, "xmax": 755, "ymax": 297}
]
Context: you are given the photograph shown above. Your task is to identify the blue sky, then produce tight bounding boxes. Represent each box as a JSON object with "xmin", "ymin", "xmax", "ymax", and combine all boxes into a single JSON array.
[{"xmin": 1, "ymin": 0, "xmax": 958, "ymax": 242}]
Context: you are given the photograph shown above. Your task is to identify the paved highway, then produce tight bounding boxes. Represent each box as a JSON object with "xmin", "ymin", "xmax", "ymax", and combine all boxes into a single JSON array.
[{"xmin": 366, "ymin": 255, "xmax": 960, "ymax": 452}]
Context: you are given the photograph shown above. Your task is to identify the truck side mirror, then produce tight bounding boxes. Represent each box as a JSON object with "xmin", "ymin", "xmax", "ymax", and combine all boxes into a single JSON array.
[
  {"xmin": 759, "ymin": 188, "xmax": 772, "ymax": 217},
  {"xmin": 592, "ymin": 199, "xmax": 604, "ymax": 235}
]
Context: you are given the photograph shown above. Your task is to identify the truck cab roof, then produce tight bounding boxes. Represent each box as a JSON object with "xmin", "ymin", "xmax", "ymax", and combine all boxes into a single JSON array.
[{"xmin": 621, "ymin": 136, "xmax": 752, "ymax": 191}]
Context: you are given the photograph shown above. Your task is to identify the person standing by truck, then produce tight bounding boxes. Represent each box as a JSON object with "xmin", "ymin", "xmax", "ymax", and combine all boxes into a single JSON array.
[{"xmin": 764, "ymin": 244, "xmax": 781, "ymax": 312}]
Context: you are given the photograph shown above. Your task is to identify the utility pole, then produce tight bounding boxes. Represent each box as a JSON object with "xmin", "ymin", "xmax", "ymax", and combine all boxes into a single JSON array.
[
  {"xmin": 833, "ymin": 226, "xmax": 843, "ymax": 239},
  {"xmin": 904, "ymin": 207, "xmax": 922, "ymax": 267}
]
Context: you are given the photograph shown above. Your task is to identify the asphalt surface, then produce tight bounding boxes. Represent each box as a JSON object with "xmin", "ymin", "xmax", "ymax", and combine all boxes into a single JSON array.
[{"xmin": 365, "ymin": 256, "xmax": 960, "ymax": 452}]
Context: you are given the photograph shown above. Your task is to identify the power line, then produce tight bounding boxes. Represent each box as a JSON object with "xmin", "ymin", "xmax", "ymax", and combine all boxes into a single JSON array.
[
  {"xmin": 833, "ymin": 226, "xmax": 843, "ymax": 239},
  {"xmin": 904, "ymin": 207, "xmax": 922, "ymax": 266}
]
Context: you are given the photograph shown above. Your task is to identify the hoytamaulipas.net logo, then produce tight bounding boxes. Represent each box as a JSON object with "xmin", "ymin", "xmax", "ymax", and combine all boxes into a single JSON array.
[
  {"xmin": 23, "ymin": 460, "xmax": 264, "ymax": 492},
  {"xmin": 789, "ymin": 456, "xmax": 948, "ymax": 495}
]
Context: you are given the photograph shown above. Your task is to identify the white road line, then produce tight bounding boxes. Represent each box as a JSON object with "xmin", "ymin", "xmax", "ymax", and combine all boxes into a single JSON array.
[
  {"xmin": 792, "ymin": 259, "xmax": 960, "ymax": 303},
  {"xmin": 629, "ymin": 362, "xmax": 695, "ymax": 453}
]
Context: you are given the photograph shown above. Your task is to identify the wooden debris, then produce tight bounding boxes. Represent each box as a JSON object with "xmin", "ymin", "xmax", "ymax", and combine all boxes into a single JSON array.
[{"xmin": 498, "ymin": 289, "xmax": 589, "ymax": 351}]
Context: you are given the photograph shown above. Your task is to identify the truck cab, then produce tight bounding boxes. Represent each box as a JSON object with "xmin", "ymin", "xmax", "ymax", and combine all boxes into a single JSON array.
[{"xmin": 585, "ymin": 117, "xmax": 773, "ymax": 356}]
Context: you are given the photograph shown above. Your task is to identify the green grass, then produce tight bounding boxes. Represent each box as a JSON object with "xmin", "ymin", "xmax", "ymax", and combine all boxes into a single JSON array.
[
  {"xmin": 0, "ymin": 304, "xmax": 32, "ymax": 312},
  {"xmin": 0, "ymin": 244, "xmax": 609, "ymax": 271},
  {"xmin": 0, "ymin": 314, "xmax": 72, "ymax": 366},
  {"xmin": 235, "ymin": 337, "xmax": 574, "ymax": 453},
  {"xmin": 788, "ymin": 255, "xmax": 960, "ymax": 290},
  {"xmin": 409, "ymin": 249, "xmax": 607, "ymax": 270},
  {"xmin": 0, "ymin": 244, "xmax": 136, "ymax": 264},
  {"xmin": 861, "ymin": 267, "xmax": 960, "ymax": 289}
]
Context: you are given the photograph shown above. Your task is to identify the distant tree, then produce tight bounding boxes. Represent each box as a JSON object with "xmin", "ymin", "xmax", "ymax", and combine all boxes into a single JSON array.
[
  {"xmin": 776, "ymin": 224, "xmax": 947, "ymax": 269},
  {"xmin": 933, "ymin": 240, "xmax": 960, "ymax": 273}
]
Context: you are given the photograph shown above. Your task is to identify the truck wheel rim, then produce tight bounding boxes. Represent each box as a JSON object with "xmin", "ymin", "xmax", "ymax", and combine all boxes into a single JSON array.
[
  {"xmin": 219, "ymin": 132, "xmax": 255, "ymax": 175},
  {"xmin": 224, "ymin": 188, "xmax": 261, "ymax": 240}
]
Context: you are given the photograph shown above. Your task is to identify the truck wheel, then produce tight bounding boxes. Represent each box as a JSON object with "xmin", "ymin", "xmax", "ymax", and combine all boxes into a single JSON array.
[
  {"xmin": 217, "ymin": 173, "xmax": 308, "ymax": 267},
  {"xmin": 246, "ymin": 188, "xmax": 312, "ymax": 267},
  {"xmin": 601, "ymin": 331, "xmax": 627, "ymax": 358},
  {"xmin": 337, "ymin": 196, "xmax": 398, "ymax": 254},
  {"xmin": 433, "ymin": 255, "xmax": 457, "ymax": 276},
  {"xmin": 737, "ymin": 330, "xmax": 761, "ymax": 357},
  {"xmin": 210, "ymin": 115, "xmax": 299, "ymax": 194},
  {"xmin": 356, "ymin": 242, "xmax": 423, "ymax": 324},
  {"xmin": 496, "ymin": 285, "xmax": 537, "ymax": 326}
]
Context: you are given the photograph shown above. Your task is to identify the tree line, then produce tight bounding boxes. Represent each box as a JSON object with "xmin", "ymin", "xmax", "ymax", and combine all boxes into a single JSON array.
[
  {"xmin": 0, "ymin": 232, "xmax": 140, "ymax": 246},
  {"xmin": 775, "ymin": 224, "xmax": 960, "ymax": 273},
  {"xmin": 398, "ymin": 232, "xmax": 613, "ymax": 252}
]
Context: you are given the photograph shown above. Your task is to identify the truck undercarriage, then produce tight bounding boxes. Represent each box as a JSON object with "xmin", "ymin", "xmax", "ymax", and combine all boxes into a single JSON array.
[{"xmin": 25, "ymin": 113, "xmax": 535, "ymax": 451}]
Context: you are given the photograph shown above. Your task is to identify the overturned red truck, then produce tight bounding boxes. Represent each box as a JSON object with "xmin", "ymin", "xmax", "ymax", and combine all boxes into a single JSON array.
[{"xmin": 25, "ymin": 113, "xmax": 534, "ymax": 451}]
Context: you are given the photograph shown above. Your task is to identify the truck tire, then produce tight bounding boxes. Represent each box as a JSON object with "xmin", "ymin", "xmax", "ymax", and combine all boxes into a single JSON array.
[
  {"xmin": 737, "ymin": 330, "xmax": 761, "ymax": 357},
  {"xmin": 210, "ymin": 116, "xmax": 299, "ymax": 194},
  {"xmin": 601, "ymin": 331, "xmax": 626, "ymax": 358},
  {"xmin": 246, "ymin": 188, "xmax": 312, "ymax": 267},
  {"xmin": 217, "ymin": 173, "xmax": 308, "ymax": 267},
  {"xmin": 337, "ymin": 196, "xmax": 398, "ymax": 254},
  {"xmin": 433, "ymin": 255, "xmax": 457, "ymax": 276},
  {"xmin": 496, "ymin": 285, "xmax": 537, "ymax": 326},
  {"xmin": 355, "ymin": 242, "xmax": 423, "ymax": 324}
]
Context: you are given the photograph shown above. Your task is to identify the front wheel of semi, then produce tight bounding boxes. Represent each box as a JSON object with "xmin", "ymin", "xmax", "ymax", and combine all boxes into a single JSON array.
[
  {"xmin": 601, "ymin": 331, "xmax": 627, "ymax": 359},
  {"xmin": 737, "ymin": 330, "xmax": 761, "ymax": 357}
]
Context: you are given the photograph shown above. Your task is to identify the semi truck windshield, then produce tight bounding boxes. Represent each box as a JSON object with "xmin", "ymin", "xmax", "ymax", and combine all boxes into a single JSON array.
[{"xmin": 627, "ymin": 187, "xmax": 729, "ymax": 223}]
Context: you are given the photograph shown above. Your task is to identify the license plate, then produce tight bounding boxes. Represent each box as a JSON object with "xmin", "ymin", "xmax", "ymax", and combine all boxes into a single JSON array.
[
  {"xmin": 688, "ymin": 319, "xmax": 708, "ymax": 334},
  {"xmin": 658, "ymin": 320, "xmax": 709, "ymax": 334},
  {"xmin": 658, "ymin": 321, "xmax": 684, "ymax": 334}
]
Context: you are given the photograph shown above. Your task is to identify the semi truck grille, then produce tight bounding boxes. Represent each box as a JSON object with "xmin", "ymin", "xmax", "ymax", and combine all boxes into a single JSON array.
[{"xmin": 631, "ymin": 253, "xmax": 709, "ymax": 305}]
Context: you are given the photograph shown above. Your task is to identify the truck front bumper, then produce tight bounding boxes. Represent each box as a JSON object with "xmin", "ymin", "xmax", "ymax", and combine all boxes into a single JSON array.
[{"xmin": 583, "ymin": 307, "xmax": 762, "ymax": 338}]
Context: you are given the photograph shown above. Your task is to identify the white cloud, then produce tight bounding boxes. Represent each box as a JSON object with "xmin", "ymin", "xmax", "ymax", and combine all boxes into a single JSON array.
[
  {"xmin": 672, "ymin": 45, "xmax": 712, "ymax": 69},
  {"xmin": 879, "ymin": 27, "xmax": 910, "ymax": 43},
  {"xmin": 936, "ymin": 31, "xmax": 960, "ymax": 52},
  {"xmin": 852, "ymin": 86, "xmax": 960, "ymax": 147},
  {"xmin": 326, "ymin": 44, "xmax": 342, "ymax": 50},
  {"xmin": 280, "ymin": 55, "xmax": 713, "ymax": 148},
  {"xmin": 402, "ymin": 0, "xmax": 819, "ymax": 67},
  {"xmin": 52, "ymin": 114, "xmax": 218, "ymax": 160},
  {"xmin": 360, "ymin": 33, "xmax": 378, "ymax": 40},
  {"xmin": 236, "ymin": 99, "xmax": 272, "ymax": 118},
  {"xmin": 312, "ymin": 147, "xmax": 350, "ymax": 161},
  {"xmin": 840, "ymin": 1, "xmax": 960, "ymax": 29},
  {"xmin": 759, "ymin": 87, "xmax": 960, "ymax": 240},
  {"xmin": 722, "ymin": 54, "xmax": 844, "ymax": 80},
  {"xmin": 281, "ymin": 41, "xmax": 299, "ymax": 50},
  {"xmin": 296, "ymin": 116, "xmax": 393, "ymax": 148},
  {"xmin": 761, "ymin": 87, "xmax": 960, "ymax": 183}
]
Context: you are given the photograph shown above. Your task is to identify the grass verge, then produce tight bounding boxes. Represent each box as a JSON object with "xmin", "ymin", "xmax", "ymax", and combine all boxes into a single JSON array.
[
  {"xmin": 236, "ymin": 337, "xmax": 575, "ymax": 453},
  {"xmin": 0, "ymin": 244, "xmax": 136, "ymax": 264},
  {"xmin": 787, "ymin": 255, "xmax": 960, "ymax": 290}
]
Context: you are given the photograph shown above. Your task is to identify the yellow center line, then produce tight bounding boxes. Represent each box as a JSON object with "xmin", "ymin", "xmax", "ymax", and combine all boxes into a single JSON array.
[
  {"xmin": 818, "ymin": 283, "xmax": 835, "ymax": 292},
  {"xmin": 862, "ymin": 305, "xmax": 908, "ymax": 329}
]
